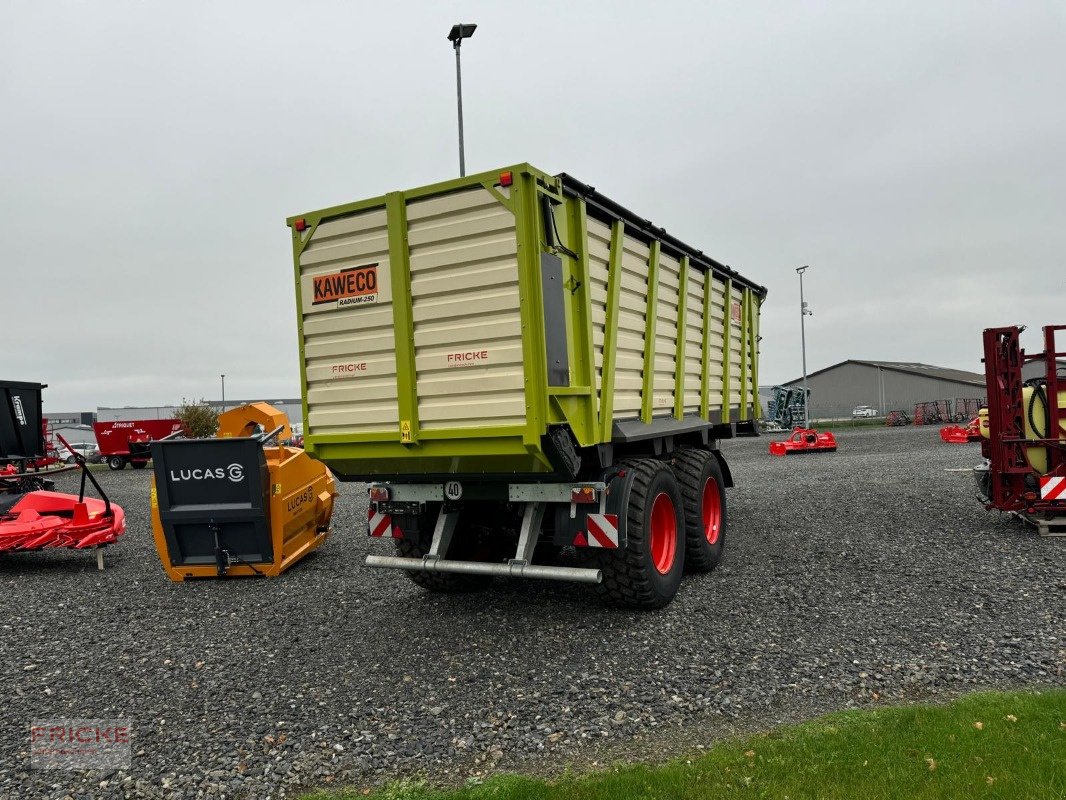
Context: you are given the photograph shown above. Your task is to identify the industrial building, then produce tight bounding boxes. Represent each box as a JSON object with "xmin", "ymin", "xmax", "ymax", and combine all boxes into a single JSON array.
[
  {"xmin": 97, "ymin": 399, "xmax": 303, "ymax": 428},
  {"xmin": 44, "ymin": 412, "xmax": 98, "ymax": 446},
  {"xmin": 784, "ymin": 360, "xmax": 987, "ymax": 420},
  {"xmin": 1022, "ymin": 359, "xmax": 1066, "ymax": 381}
]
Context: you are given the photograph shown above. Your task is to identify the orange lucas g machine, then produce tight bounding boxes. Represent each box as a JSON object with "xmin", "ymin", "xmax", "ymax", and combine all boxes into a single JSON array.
[{"xmin": 149, "ymin": 403, "xmax": 336, "ymax": 580}]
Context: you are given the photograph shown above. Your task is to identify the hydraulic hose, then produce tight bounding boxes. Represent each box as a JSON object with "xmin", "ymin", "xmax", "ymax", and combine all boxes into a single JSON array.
[{"xmin": 1025, "ymin": 380, "xmax": 1049, "ymax": 440}]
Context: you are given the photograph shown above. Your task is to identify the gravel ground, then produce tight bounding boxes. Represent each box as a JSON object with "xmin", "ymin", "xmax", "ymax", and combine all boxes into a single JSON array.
[{"xmin": 1, "ymin": 425, "xmax": 1062, "ymax": 799}]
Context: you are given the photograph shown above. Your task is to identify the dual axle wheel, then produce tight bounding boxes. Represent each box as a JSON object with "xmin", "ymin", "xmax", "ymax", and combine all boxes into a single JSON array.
[
  {"xmin": 396, "ymin": 448, "xmax": 729, "ymax": 609},
  {"xmin": 595, "ymin": 449, "xmax": 727, "ymax": 609}
]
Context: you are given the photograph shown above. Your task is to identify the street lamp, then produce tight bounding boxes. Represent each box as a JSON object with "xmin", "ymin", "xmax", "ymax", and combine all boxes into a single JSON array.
[
  {"xmin": 796, "ymin": 266, "xmax": 812, "ymax": 427},
  {"xmin": 220, "ymin": 374, "xmax": 226, "ymax": 413},
  {"xmin": 447, "ymin": 22, "xmax": 477, "ymax": 176}
]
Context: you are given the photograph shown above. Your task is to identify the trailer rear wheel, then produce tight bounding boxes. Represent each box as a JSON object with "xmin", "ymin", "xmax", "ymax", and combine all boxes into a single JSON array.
[
  {"xmin": 394, "ymin": 503, "xmax": 492, "ymax": 594},
  {"xmin": 672, "ymin": 448, "xmax": 727, "ymax": 572},
  {"xmin": 107, "ymin": 456, "xmax": 126, "ymax": 471},
  {"xmin": 596, "ymin": 459, "xmax": 685, "ymax": 609}
]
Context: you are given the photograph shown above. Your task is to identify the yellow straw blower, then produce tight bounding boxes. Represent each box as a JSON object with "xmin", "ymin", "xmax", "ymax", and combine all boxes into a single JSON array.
[{"xmin": 150, "ymin": 403, "xmax": 336, "ymax": 580}]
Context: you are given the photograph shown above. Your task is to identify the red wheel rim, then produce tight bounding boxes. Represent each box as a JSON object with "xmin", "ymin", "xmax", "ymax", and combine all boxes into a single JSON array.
[
  {"xmin": 649, "ymin": 492, "xmax": 677, "ymax": 575},
  {"xmin": 702, "ymin": 477, "xmax": 721, "ymax": 545}
]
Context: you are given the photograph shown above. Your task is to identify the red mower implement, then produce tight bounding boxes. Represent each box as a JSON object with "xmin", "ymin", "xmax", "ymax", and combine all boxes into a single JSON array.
[
  {"xmin": 940, "ymin": 417, "xmax": 982, "ymax": 444},
  {"xmin": 1, "ymin": 489, "xmax": 126, "ymax": 565},
  {"xmin": 769, "ymin": 427, "xmax": 838, "ymax": 456},
  {"xmin": 2, "ymin": 382, "xmax": 126, "ymax": 568}
]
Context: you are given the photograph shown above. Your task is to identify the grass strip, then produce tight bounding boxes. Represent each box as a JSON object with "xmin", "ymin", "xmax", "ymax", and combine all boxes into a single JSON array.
[{"xmin": 304, "ymin": 689, "xmax": 1066, "ymax": 800}]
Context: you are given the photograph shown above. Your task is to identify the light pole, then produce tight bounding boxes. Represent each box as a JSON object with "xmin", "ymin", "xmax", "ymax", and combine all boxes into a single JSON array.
[
  {"xmin": 447, "ymin": 23, "xmax": 477, "ymax": 176},
  {"xmin": 796, "ymin": 266, "xmax": 812, "ymax": 427},
  {"xmin": 220, "ymin": 374, "xmax": 226, "ymax": 413}
]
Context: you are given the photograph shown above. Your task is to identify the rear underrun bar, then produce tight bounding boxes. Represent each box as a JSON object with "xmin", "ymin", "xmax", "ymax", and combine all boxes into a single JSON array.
[{"xmin": 364, "ymin": 554, "xmax": 602, "ymax": 584}]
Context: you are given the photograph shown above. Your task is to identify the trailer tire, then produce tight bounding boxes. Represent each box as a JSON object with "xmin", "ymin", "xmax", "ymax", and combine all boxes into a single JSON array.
[
  {"xmin": 595, "ymin": 458, "xmax": 685, "ymax": 609},
  {"xmin": 107, "ymin": 456, "xmax": 126, "ymax": 471},
  {"xmin": 672, "ymin": 448, "xmax": 727, "ymax": 572},
  {"xmin": 131, "ymin": 461, "xmax": 147, "ymax": 470},
  {"xmin": 394, "ymin": 504, "xmax": 492, "ymax": 594}
]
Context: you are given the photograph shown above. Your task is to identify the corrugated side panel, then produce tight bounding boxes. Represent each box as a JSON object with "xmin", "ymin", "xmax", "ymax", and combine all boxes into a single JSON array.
[
  {"xmin": 683, "ymin": 267, "xmax": 705, "ymax": 413},
  {"xmin": 407, "ymin": 187, "xmax": 526, "ymax": 430},
  {"xmin": 748, "ymin": 296, "xmax": 760, "ymax": 413},
  {"xmin": 729, "ymin": 290, "xmax": 743, "ymax": 409},
  {"xmin": 706, "ymin": 276, "xmax": 727, "ymax": 412},
  {"xmin": 299, "ymin": 208, "xmax": 398, "ymax": 435},
  {"xmin": 613, "ymin": 234, "xmax": 651, "ymax": 417},
  {"xmin": 587, "ymin": 218, "xmax": 612, "ymax": 415},
  {"xmin": 652, "ymin": 253, "xmax": 681, "ymax": 415}
]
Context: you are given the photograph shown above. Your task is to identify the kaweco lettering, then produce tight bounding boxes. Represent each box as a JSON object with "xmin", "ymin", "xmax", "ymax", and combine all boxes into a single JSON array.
[{"xmin": 312, "ymin": 264, "xmax": 379, "ymax": 306}]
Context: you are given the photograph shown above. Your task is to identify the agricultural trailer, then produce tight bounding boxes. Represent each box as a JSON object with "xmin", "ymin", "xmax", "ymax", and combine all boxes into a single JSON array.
[
  {"xmin": 94, "ymin": 419, "xmax": 184, "ymax": 470},
  {"xmin": 288, "ymin": 164, "xmax": 765, "ymax": 607}
]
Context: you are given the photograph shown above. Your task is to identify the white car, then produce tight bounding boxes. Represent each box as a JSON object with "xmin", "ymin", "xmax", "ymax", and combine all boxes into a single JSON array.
[
  {"xmin": 57, "ymin": 441, "xmax": 102, "ymax": 463},
  {"xmin": 852, "ymin": 405, "xmax": 878, "ymax": 418}
]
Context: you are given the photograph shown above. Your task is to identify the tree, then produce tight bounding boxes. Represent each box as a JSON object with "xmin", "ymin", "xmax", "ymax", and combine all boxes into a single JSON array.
[{"xmin": 174, "ymin": 398, "xmax": 219, "ymax": 438}]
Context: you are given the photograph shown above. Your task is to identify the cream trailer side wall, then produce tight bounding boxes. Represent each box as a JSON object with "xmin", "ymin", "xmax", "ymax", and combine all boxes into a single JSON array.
[{"xmin": 289, "ymin": 164, "xmax": 765, "ymax": 481}]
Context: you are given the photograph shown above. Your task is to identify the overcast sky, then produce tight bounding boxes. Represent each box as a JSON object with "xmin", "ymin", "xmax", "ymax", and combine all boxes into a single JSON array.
[{"xmin": 3, "ymin": 1, "xmax": 1064, "ymax": 411}]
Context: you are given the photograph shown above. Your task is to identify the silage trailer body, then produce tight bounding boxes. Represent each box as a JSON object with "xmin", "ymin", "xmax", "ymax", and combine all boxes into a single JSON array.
[{"xmin": 288, "ymin": 164, "xmax": 766, "ymax": 606}]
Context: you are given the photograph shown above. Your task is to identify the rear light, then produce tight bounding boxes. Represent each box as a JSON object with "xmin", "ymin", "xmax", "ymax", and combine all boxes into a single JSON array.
[
  {"xmin": 571, "ymin": 486, "xmax": 597, "ymax": 504},
  {"xmin": 294, "ymin": 218, "xmax": 308, "ymax": 232},
  {"xmin": 1023, "ymin": 491, "xmax": 1037, "ymax": 502},
  {"xmin": 499, "ymin": 171, "xmax": 513, "ymax": 187},
  {"xmin": 369, "ymin": 486, "xmax": 390, "ymax": 502}
]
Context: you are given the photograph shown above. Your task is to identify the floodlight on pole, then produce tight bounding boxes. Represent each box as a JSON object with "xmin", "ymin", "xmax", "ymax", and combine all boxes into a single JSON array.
[
  {"xmin": 769, "ymin": 267, "xmax": 836, "ymax": 454},
  {"xmin": 447, "ymin": 23, "xmax": 477, "ymax": 176},
  {"xmin": 796, "ymin": 266, "xmax": 812, "ymax": 427}
]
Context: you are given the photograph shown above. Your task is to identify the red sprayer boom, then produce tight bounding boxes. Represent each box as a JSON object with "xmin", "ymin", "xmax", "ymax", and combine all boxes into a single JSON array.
[{"xmin": 975, "ymin": 325, "xmax": 1066, "ymax": 535}]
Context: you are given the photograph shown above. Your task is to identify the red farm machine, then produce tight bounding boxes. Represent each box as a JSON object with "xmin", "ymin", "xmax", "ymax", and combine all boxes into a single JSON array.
[
  {"xmin": 94, "ymin": 418, "xmax": 184, "ymax": 470},
  {"xmin": 940, "ymin": 417, "xmax": 982, "ymax": 444},
  {"xmin": 2, "ymin": 381, "xmax": 126, "ymax": 567},
  {"xmin": 974, "ymin": 325, "xmax": 1066, "ymax": 536},
  {"xmin": 768, "ymin": 427, "xmax": 837, "ymax": 455}
]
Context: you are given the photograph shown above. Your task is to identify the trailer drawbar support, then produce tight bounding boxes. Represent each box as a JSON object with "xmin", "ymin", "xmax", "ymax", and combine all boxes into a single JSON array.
[
  {"xmin": 364, "ymin": 554, "xmax": 602, "ymax": 584},
  {"xmin": 364, "ymin": 500, "xmax": 602, "ymax": 583}
]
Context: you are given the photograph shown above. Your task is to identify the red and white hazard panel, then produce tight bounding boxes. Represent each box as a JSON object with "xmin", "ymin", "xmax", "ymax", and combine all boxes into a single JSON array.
[
  {"xmin": 1039, "ymin": 476, "xmax": 1065, "ymax": 501},
  {"xmin": 368, "ymin": 507, "xmax": 402, "ymax": 538},
  {"xmin": 573, "ymin": 513, "xmax": 619, "ymax": 548}
]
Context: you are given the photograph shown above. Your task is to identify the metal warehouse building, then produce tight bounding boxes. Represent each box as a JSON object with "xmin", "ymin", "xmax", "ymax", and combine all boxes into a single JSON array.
[
  {"xmin": 786, "ymin": 360, "xmax": 986, "ymax": 419},
  {"xmin": 97, "ymin": 399, "xmax": 303, "ymax": 428}
]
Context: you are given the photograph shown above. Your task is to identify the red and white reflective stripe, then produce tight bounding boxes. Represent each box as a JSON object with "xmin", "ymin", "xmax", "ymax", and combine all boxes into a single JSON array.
[
  {"xmin": 368, "ymin": 507, "xmax": 393, "ymax": 537},
  {"xmin": 1040, "ymin": 476, "xmax": 1066, "ymax": 501},
  {"xmin": 585, "ymin": 513, "xmax": 619, "ymax": 548}
]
